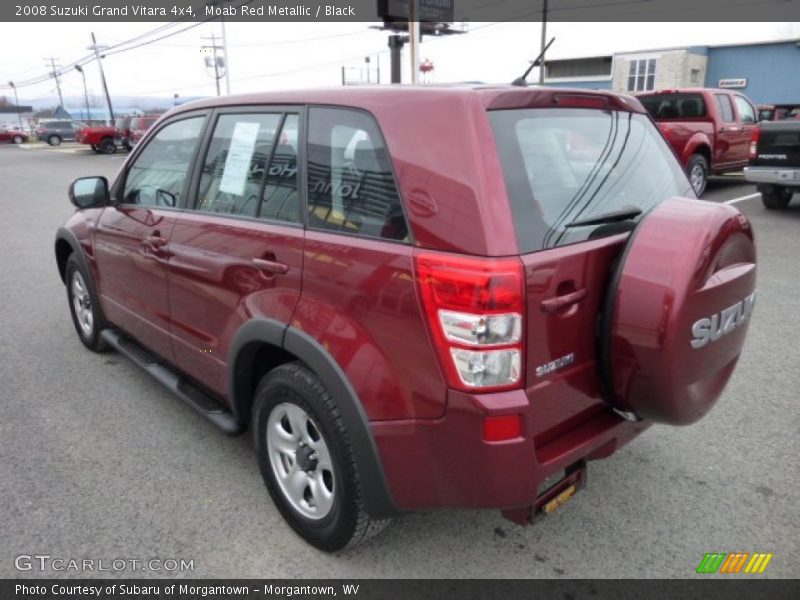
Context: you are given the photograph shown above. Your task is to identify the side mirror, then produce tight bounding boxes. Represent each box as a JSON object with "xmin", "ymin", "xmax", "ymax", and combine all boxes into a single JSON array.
[{"xmin": 69, "ymin": 176, "xmax": 109, "ymax": 209}]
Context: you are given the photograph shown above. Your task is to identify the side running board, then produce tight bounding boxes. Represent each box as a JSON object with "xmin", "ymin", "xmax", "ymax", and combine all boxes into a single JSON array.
[{"xmin": 101, "ymin": 329, "xmax": 244, "ymax": 435}]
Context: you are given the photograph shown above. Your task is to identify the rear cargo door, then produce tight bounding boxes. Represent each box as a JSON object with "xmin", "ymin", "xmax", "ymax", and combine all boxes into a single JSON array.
[{"xmin": 489, "ymin": 106, "xmax": 695, "ymax": 442}]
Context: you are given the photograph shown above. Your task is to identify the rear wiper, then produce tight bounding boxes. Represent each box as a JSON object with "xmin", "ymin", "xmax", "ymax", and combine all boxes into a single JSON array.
[{"xmin": 564, "ymin": 207, "xmax": 642, "ymax": 228}]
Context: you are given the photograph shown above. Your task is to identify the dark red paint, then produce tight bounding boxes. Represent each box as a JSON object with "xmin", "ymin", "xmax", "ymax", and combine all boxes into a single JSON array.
[{"xmin": 58, "ymin": 86, "xmax": 755, "ymax": 516}]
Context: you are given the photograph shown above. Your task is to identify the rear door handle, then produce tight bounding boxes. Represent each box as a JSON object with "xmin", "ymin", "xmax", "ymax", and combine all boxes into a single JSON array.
[
  {"xmin": 143, "ymin": 234, "xmax": 168, "ymax": 250},
  {"xmin": 541, "ymin": 288, "xmax": 587, "ymax": 313},
  {"xmin": 252, "ymin": 257, "xmax": 289, "ymax": 275}
]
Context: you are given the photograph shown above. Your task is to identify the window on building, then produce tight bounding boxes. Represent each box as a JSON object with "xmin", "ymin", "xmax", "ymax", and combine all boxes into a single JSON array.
[
  {"xmin": 545, "ymin": 56, "xmax": 612, "ymax": 79},
  {"xmin": 627, "ymin": 59, "xmax": 656, "ymax": 92},
  {"xmin": 306, "ymin": 107, "xmax": 408, "ymax": 242},
  {"xmin": 715, "ymin": 94, "xmax": 735, "ymax": 123},
  {"xmin": 690, "ymin": 68, "xmax": 701, "ymax": 84}
]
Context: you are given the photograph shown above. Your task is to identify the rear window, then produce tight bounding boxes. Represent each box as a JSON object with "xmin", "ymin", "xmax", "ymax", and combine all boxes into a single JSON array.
[
  {"xmin": 490, "ymin": 108, "xmax": 693, "ymax": 252},
  {"xmin": 639, "ymin": 93, "xmax": 707, "ymax": 119}
]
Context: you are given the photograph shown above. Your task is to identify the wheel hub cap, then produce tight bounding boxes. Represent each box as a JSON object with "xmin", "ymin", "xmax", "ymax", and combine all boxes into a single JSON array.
[
  {"xmin": 71, "ymin": 271, "xmax": 94, "ymax": 336},
  {"xmin": 266, "ymin": 402, "xmax": 335, "ymax": 520}
]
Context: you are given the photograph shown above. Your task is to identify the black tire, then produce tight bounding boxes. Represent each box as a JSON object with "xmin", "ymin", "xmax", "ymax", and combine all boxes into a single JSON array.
[
  {"xmin": 760, "ymin": 185, "xmax": 793, "ymax": 210},
  {"xmin": 65, "ymin": 254, "xmax": 110, "ymax": 353},
  {"xmin": 252, "ymin": 362, "xmax": 390, "ymax": 552},
  {"xmin": 48, "ymin": 134, "xmax": 62, "ymax": 147},
  {"xmin": 99, "ymin": 137, "xmax": 116, "ymax": 155},
  {"xmin": 12, "ymin": 135, "xmax": 24, "ymax": 144},
  {"xmin": 686, "ymin": 154, "xmax": 708, "ymax": 196}
]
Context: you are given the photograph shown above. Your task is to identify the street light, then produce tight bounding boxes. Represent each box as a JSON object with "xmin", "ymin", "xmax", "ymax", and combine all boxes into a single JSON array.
[
  {"xmin": 74, "ymin": 65, "xmax": 91, "ymax": 122},
  {"xmin": 7, "ymin": 81, "xmax": 24, "ymax": 129}
]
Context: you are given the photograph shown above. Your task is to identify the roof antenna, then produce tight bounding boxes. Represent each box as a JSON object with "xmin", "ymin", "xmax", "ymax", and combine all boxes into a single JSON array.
[{"xmin": 512, "ymin": 37, "xmax": 556, "ymax": 87}]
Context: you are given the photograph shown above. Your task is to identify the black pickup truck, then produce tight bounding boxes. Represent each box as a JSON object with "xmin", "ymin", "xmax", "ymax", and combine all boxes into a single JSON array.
[{"xmin": 745, "ymin": 121, "xmax": 800, "ymax": 209}]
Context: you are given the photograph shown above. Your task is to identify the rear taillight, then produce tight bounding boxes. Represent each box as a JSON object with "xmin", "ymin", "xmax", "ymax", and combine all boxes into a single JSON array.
[
  {"xmin": 749, "ymin": 127, "xmax": 760, "ymax": 159},
  {"xmin": 414, "ymin": 252, "xmax": 525, "ymax": 392}
]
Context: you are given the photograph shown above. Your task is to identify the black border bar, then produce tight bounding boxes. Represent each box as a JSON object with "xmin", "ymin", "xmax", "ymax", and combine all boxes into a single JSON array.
[{"xmin": 3, "ymin": 0, "xmax": 800, "ymax": 22}]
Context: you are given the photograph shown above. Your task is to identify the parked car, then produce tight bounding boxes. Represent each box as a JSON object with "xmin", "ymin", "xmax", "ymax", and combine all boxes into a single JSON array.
[
  {"xmin": 35, "ymin": 120, "xmax": 85, "ymax": 146},
  {"xmin": 128, "ymin": 115, "xmax": 158, "ymax": 146},
  {"xmin": 638, "ymin": 88, "xmax": 759, "ymax": 195},
  {"xmin": 55, "ymin": 86, "xmax": 756, "ymax": 552},
  {"xmin": 744, "ymin": 121, "xmax": 800, "ymax": 209},
  {"xmin": 0, "ymin": 127, "xmax": 28, "ymax": 144},
  {"xmin": 76, "ymin": 124, "xmax": 118, "ymax": 154},
  {"xmin": 757, "ymin": 104, "xmax": 800, "ymax": 122},
  {"xmin": 115, "ymin": 116, "xmax": 133, "ymax": 151}
]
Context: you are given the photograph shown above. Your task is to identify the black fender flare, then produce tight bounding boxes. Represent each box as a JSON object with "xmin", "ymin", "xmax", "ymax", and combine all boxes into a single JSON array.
[
  {"xmin": 229, "ymin": 318, "xmax": 398, "ymax": 519},
  {"xmin": 55, "ymin": 227, "xmax": 99, "ymax": 300}
]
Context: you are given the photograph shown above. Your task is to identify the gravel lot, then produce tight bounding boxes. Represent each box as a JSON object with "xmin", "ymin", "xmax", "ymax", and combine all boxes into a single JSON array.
[{"xmin": 1, "ymin": 144, "xmax": 797, "ymax": 578}]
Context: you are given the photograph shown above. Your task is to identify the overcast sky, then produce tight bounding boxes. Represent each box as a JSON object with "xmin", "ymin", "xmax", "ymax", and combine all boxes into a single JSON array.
[{"xmin": 2, "ymin": 21, "xmax": 799, "ymax": 103}]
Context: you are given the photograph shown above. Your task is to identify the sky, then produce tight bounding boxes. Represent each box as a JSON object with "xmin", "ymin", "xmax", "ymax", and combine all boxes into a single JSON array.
[{"xmin": 1, "ymin": 21, "xmax": 799, "ymax": 105}]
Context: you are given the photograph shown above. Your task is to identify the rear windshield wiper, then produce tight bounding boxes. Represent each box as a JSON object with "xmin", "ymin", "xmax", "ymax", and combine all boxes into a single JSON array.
[{"xmin": 564, "ymin": 207, "xmax": 642, "ymax": 228}]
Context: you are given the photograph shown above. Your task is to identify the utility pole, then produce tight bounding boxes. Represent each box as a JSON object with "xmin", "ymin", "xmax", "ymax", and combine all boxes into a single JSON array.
[
  {"xmin": 88, "ymin": 33, "xmax": 115, "ymax": 124},
  {"xmin": 388, "ymin": 35, "xmax": 406, "ymax": 84},
  {"xmin": 44, "ymin": 57, "xmax": 64, "ymax": 108},
  {"xmin": 220, "ymin": 19, "xmax": 231, "ymax": 94},
  {"xmin": 7, "ymin": 81, "xmax": 23, "ymax": 129},
  {"xmin": 201, "ymin": 33, "xmax": 225, "ymax": 97},
  {"xmin": 74, "ymin": 65, "xmax": 91, "ymax": 121},
  {"xmin": 206, "ymin": 0, "xmax": 231, "ymax": 94},
  {"xmin": 538, "ymin": 0, "xmax": 549, "ymax": 84},
  {"xmin": 408, "ymin": 0, "xmax": 420, "ymax": 84}
]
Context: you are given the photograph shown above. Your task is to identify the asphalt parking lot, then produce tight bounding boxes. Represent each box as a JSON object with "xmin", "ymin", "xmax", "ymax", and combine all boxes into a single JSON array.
[{"xmin": 1, "ymin": 143, "xmax": 798, "ymax": 579}]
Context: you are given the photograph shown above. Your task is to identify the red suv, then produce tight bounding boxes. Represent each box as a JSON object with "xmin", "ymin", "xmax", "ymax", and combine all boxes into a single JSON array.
[{"xmin": 55, "ymin": 87, "xmax": 756, "ymax": 551}]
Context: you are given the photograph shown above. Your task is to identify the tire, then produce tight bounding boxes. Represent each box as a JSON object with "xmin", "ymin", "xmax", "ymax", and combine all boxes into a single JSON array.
[
  {"xmin": 686, "ymin": 154, "xmax": 708, "ymax": 196},
  {"xmin": 760, "ymin": 185, "xmax": 793, "ymax": 210},
  {"xmin": 99, "ymin": 137, "xmax": 116, "ymax": 155},
  {"xmin": 48, "ymin": 134, "xmax": 62, "ymax": 146},
  {"xmin": 252, "ymin": 362, "xmax": 390, "ymax": 552},
  {"xmin": 65, "ymin": 254, "xmax": 110, "ymax": 353},
  {"xmin": 12, "ymin": 135, "xmax": 24, "ymax": 144}
]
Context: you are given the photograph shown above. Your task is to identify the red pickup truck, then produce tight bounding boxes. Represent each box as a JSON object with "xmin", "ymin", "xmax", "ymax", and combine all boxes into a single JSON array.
[
  {"xmin": 75, "ymin": 124, "xmax": 117, "ymax": 154},
  {"xmin": 638, "ymin": 88, "xmax": 759, "ymax": 195}
]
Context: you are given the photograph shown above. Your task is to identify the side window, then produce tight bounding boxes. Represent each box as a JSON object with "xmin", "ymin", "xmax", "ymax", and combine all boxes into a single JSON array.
[
  {"xmin": 259, "ymin": 114, "xmax": 300, "ymax": 223},
  {"xmin": 715, "ymin": 94, "xmax": 735, "ymax": 123},
  {"xmin": 196, "ymin": 113, "xmax": 281, "ymax": 216},
  {"xmin": 306, "ymin": 107, "xmax": 408, "ymax": 241},
  {"xmin": 734, "ymin": 96, "xmax": 756, "ymax": 124},
  {"xmin": 122, "ymin": 116, "xmax": 204, "ymax": 207}
]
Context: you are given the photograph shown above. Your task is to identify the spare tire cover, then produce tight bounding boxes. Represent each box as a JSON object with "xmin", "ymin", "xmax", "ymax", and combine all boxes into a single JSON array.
[{"xmin": 600, "ymin": 198, "xmax": 756, "ymax": 425}]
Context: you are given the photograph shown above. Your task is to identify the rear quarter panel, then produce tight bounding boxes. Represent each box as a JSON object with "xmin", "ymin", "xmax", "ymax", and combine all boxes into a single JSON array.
[{"xmin": 293, "ymin": 231, "xmax": 445, "ymax": 420}]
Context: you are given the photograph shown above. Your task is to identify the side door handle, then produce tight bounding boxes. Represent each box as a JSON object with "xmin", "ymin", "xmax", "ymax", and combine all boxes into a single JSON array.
[
  {"xmin": 541, "ymin": 288, "xmax": 587, "ymax": 313},
  {"xmin": 143, "ymin": 234, "xmax": 168, "ymax": 250},
  {"xmin": 252, "ymin": 257, "xmax": 289, "ymax": 276}
]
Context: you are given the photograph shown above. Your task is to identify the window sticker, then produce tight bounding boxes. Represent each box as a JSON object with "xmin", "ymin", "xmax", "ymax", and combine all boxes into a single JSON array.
[{"xmin": 219, "ymin": 121, "xmax": 261, "ymax": 196}]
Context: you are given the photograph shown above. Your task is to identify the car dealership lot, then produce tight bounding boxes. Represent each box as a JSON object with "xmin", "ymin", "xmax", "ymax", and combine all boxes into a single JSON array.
[{"xmin": 1, "ymin": 145, "xmax": 797, "ymax": 578}]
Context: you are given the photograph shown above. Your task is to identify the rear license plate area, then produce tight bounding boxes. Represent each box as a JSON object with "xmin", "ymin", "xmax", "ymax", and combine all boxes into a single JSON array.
[{"xmin": 534, "ymin": 461, "xmax": 586, "ymax": 518}]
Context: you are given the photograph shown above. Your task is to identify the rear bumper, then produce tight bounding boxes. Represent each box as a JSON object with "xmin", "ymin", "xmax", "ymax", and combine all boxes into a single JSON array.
[
  {"xmin": 744, "ymin": 166, "xmax": 800, "ymax": 187},
  {"xmin": 371, "ymin": 389, "xmax": 649, "ymax": 511}
]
